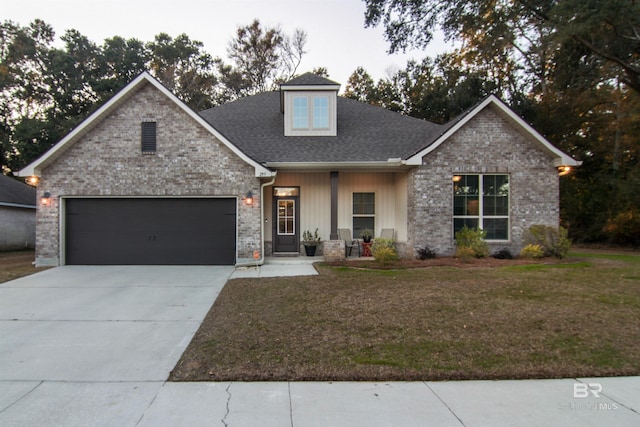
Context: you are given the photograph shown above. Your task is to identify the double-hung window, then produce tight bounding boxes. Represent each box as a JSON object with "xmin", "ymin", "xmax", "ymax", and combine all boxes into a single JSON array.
[
  {"xmin": 353, "ymin": 192, "xmax": 375, "ymax": 239},
  {"xmin": 453, "ymin": 174, "xmax": 509, "ymax": 240}
]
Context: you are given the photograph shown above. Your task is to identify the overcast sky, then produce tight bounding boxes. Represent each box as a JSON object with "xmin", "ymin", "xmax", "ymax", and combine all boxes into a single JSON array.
[{"xmin": 4, "ymin": 0, "xmax": 451, "ymax": 90}]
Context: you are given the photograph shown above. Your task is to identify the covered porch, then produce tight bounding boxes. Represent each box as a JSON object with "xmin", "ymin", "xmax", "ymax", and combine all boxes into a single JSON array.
[{"xmin": 262, "ymin": 170, "xmax": 410, "ymax": 260}]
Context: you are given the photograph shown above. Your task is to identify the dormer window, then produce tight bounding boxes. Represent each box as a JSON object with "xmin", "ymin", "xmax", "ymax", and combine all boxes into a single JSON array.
[
  {"xmin": 293, "ymin": 95, "xmax": 330, "ymax": 130},
  {"xmin": 285, "ymin": 91, "xmax": 336, "ymax": 136},
  {"xmin": 281, "ymin": 73, "xmax": 340, "ymax": 137}
]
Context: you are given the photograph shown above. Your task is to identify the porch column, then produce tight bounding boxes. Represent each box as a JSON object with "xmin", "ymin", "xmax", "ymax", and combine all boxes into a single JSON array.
[{"xmin": 330, "ymin": 171, "xmax": 338, "ymax": 240}]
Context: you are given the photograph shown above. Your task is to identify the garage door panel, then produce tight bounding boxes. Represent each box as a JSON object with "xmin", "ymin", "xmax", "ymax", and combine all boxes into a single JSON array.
[{"xmin": 65, "ymin": 198, "xmax": 236, "ymax": 265}]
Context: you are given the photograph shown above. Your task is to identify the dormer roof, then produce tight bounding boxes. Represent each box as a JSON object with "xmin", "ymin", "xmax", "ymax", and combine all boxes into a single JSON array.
[{"xmin": 280, "ymin": 72, "xmax": 341, "ymax": 90}]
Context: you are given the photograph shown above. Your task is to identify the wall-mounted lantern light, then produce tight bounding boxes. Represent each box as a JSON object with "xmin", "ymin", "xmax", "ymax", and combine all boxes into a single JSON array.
[
  {"xmin": 243, "ymin": 190, "xmax": 254, "ymax": 206},
  {"xmin": 41, "ymin": 191, "xmax": 52, "ymax": 206},
  {"xmin": 558, "ymin": 166, "xmax": 572, "ymax": 176},
  {"xmin": 26, "ymin": 176, "xmax": 39, "ymax": 186}
]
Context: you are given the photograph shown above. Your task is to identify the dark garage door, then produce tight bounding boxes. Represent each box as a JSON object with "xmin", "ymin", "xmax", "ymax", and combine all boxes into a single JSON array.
[{"xmin": 65, "ymin": 198, "xmax": 236, "ymax": 265}]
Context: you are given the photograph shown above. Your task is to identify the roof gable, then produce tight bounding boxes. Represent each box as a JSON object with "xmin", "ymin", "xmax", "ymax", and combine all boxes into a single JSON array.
[
  {"xmin": 18, "ymin": 72, "xmax": 273, "ymax": 178},
  {"xmin": 405, "ymin": 95, "xmax": 581, "ymax": 167}
]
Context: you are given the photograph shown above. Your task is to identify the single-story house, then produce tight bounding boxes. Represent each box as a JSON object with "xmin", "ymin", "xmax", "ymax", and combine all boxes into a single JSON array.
[
  {"xmin": 17, "ymin": 71, "xmax": 580, "ymax": 266},
  {"xmin": 0, "ymin": 174, "xmax": 36, "ymax": 251}
]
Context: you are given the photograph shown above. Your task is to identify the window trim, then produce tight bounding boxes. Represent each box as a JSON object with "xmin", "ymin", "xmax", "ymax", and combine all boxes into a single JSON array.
[{"xmin": 453, "ymin": 174, "xmax": 510, "ymax": 242}]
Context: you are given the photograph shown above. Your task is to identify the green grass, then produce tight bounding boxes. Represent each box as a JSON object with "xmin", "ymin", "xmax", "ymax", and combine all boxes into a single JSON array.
[
  {"xmin": 171, "ymin": 252, "xmax": 640, "ymax": 382},
  {"xmin": 502, "ymin": 261, "xmax": 592, "ymax": 271},
  {"xmin": 569, "ymin": 252, "xmax": 640, "ymax": 264}
]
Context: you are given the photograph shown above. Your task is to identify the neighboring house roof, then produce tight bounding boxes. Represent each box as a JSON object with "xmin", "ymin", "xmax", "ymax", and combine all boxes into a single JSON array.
[
  {"xmin": 0, "ymin": 174, "xmax": 36, "ymax": 208},
  {"xmin": 17, "ymin": 72, "xmax": 274, "ymax": 179},
  {"xmin": 199, "ymin": 92, "xmax": 445, "ymax": 166}
]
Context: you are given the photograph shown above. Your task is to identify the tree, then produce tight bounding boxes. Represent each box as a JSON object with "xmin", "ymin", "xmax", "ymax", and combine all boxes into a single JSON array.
[
  {"xmin": 0, "ymin": 19, "xmax": 56, "ymax": 171},
  {"xmin": 343, "ymin": 67, "xmax": 376, "ymax": 103},
  {"xmin": 363, "ymin": 0, "xmax": 640, "ymax": 94},
  {"xmin": 345, "ymin": 55, "xmax": 498, "ymax": 123},
  {"xmin": 218, "ymin": 19, "xmax": 307, "ymax": 101},
  {"xmin": 146, "ymin": 33, "xmax": 218, "ymax": 110},
  {"xmin": 101, "ymin": 36, "xmax": 149, "ymax": 92}
]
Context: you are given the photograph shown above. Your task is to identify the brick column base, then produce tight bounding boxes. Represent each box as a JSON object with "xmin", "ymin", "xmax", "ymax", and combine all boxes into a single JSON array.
[{"xmin": 323, "ymin": 239, "xmax": 345, "ymax": 261}]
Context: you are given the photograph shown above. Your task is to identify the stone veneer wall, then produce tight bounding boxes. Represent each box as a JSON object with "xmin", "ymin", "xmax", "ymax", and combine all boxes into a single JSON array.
[
  {"xmin": 35, "ymin": 83, "xmax": 261, "ymax": 266},
  {"xmin": 407, "ymin": 107, "xmax": 560, "ymax": 257}
]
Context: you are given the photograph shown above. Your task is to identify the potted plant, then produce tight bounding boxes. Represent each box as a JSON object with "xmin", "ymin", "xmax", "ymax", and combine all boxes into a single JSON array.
[
  {"xmin": 302, "ymin": 228, "xmax": 321, "ymax": 256},
  {"xmin": 360, "ymin": 229, "xmax": 373, "ymax": 243}
]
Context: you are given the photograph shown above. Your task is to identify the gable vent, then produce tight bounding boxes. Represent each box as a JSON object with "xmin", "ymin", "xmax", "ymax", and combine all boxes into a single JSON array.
[{"xmin": 141, "ymin": 121, "xmax": 157, "ymax": 154}]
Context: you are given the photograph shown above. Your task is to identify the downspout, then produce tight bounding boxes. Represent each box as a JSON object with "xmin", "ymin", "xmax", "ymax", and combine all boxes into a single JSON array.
[{"xmin": 235, "ymin": 172, "xmax": 277, "ymax": 267}]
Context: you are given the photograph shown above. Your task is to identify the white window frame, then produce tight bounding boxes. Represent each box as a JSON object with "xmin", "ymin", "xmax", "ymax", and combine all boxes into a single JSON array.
[
  {"xmin": 453, "ymin": 174, "xmax": 510, "ymax": 241},
  {"xmin": 284, "ymin": 91, "xmax": 337, "ymax": 136}
]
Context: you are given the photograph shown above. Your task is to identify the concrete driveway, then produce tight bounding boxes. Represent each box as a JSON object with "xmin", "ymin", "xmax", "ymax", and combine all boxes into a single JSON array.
[{"xmin": 0, "ymin": 265, "xmax": 232, "ymax": 426}]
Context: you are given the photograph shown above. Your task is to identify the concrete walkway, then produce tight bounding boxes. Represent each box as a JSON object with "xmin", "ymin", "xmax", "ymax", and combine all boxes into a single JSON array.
[
  {"xmin": 1, "ymin": 262, "xmax": 639, "ymax": 426},
  {"xmin": 231, "ymin": 256, "xmax": 320, "ymax": 278}
]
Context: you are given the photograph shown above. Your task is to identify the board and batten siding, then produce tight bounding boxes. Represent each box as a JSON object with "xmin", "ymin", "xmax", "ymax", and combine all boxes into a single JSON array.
[{"xmin": 265, "ymin": 171, "xmax": 408, "ymax": 244}]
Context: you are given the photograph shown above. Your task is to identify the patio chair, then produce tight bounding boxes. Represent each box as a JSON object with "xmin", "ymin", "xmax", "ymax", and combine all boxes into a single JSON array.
[
  {"xmin": 379, "ymin": 228, "xmax": 395, "ymax": 241},
  {"xmin": 338, "ymin": 228, "xmax": 360, "ymax": 257}
]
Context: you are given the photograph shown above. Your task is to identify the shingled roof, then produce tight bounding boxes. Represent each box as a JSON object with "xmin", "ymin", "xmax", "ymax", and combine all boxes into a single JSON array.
[
  {"xmin": 281, "ymin": 73, "xmax": 340, "ymax": 87},
  {"xmin": 0, "ymin": 174, "xmax": 36, "ymax": 207},
  {"xmin": 199, "ymin": 91, "xmax": 445, "ymax": 164}
]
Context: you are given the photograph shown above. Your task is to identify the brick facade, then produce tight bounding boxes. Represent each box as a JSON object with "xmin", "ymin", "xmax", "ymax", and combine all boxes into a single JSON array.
[
  {"xmin": 407, "ymin": 106, "xmax": 559, "ymax": 257},
  {"xmin": 35, "ymin": 83, "xmax": 261, "ymax": 266},
  {"xmin": 31, "ymin": 81, "xmax": 566, "ymax": 266}
]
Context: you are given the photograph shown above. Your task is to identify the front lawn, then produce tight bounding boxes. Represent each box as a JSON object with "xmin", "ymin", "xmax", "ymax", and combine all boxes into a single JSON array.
[
  {"xmin": 0, "ymin": 251, "xmax": 46, "ymax": 284},
  {"xmin": 170, "ymin": 252, "xmax": 640, "ymax": 381}
]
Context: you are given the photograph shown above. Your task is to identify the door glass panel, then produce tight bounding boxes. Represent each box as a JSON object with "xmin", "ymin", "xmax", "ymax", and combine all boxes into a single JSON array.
[{"xmin": 277, "ymin": 200, "xmax": 295, "ymax": 235}]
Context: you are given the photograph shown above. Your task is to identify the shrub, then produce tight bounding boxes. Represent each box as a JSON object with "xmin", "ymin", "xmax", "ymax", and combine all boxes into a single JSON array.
[
  {"xmin": 520, "ymin": 244, "xmax": 545, "ymax": 259},
  {"xmin": 524, "ymin": 225, "xmax": 571, "ymax": 258},
  {"xmin": 455, "ymin": 226, "xmax": 489, "ymax": 258},
  {"xmin": 455, "ymin": 246, "xmax": 476, "ymax": 262},
  {"xmin": 416, "ymin": 245, "xmax": 437, "ymax": 260},
  {"xmin": 492, "ymin": 248, "xmax": 514, "ymax": 259},
  {"xmin": 371, "ymin": 238, "xmax": 398, "ymax": 266}
]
